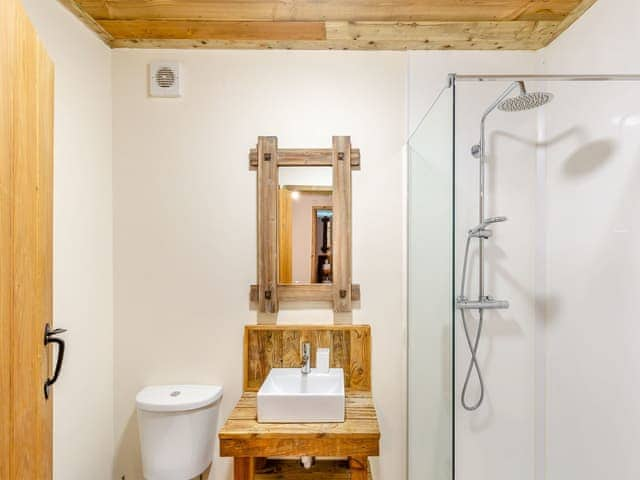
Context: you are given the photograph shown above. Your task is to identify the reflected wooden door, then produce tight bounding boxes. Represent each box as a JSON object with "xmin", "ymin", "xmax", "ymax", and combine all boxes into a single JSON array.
[
  {"xmin": 1, "ymin": 0, "xmax": 54, "ymax": 477},
  {"xmin": 278, "ymin": 189, "xmax": 292, "ymax": 283}
]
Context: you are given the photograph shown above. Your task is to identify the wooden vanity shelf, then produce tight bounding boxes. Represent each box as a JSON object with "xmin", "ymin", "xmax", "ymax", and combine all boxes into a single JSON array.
[
  {"xmin": 219, "ymin": 325, "xmax": 379, "ymax": 480},
  {"xmin": 219, "ymin": 392, "xmax": 378, "ymax": 479}
]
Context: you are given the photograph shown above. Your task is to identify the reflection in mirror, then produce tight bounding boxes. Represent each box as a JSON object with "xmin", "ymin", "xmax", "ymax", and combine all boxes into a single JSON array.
[{"xmin": 278, "ymin": 167, "xmax": 332, "ymax": 284}]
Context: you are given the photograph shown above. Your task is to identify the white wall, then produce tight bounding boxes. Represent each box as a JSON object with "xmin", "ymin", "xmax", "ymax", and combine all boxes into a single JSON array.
[
  {"xmin": 112, "ymin": 50, "xmax": 407, "ymax": 480},
  {"xmin": 20, "ymin": 1, "xmax": 114, "ymax": 479},
  {"xmin": 541, "ymin": 1, "xmax": 640, "ymax": 479},
  {"xmin": 543, "ymin": 0, "xmax": 640, "ymax": 74}
]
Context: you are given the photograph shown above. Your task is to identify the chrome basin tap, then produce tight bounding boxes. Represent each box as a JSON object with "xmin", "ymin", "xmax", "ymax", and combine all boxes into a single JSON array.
[{"xmin": 301, "ymin": 342, "xmax": 311, "ymax": 374}]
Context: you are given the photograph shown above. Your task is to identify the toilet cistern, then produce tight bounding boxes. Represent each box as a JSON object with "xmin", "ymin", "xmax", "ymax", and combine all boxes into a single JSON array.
[
  {"xmin": 301, "ymin": 342, "xmax": 311, "ymax": 374},
  {"xmin": 136, "ymin": 384, "xmax": 223, "ymax": 480}
]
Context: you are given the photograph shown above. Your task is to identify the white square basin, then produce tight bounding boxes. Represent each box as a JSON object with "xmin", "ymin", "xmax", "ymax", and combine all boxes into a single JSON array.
[{"xmin": 257, "ymin": 368, "xmax": 345, "ymax": 423}]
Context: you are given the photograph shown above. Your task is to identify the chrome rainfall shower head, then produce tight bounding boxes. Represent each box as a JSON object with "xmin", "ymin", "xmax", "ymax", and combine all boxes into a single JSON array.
[{"xmin": 498, "ymin": 90, "xmax": 553, "ymax": 112}]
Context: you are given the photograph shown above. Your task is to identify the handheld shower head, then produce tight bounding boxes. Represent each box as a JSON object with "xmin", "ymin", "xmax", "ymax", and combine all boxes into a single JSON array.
[
  {"xmin": 483, "ymin": 216, "xmax": 507, "ymax": 225},
  {"xmin": 469, "ymin": 216, "xmax": 508, "ymax": 236}
]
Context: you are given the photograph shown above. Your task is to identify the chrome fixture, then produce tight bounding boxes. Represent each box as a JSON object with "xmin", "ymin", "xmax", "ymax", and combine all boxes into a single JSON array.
[
  {"xmin": 457, "ymin": 81, "xmax": 553, "ymax": 411},
  {"xmin": 452, "ymin": 74, "xmax": 640, "ymax": 83},
  {"xmin": 456, "ymin": 297, "xmax": 509, "ymax": 310},
  {"xmin": 301, "ymin": 342, "xmax": 311, "ymax": 374},
  {"xmin": 468, "ymin": 216, "xmax": 507, "ymax": 235},
  {"xmin": 497, "ymin": 82, "xmax": 553, "ymax": 112}
]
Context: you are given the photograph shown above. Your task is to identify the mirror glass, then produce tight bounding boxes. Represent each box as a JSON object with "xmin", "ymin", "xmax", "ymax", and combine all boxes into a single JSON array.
[{"xmin": 278, "ymin": 167, "xmax": 333, "ymax": 284}]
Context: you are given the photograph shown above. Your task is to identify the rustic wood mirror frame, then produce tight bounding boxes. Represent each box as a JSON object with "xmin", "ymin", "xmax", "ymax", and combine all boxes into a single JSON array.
[{"xmin": 249, "ymin": 136, "xmax": 360, "ymax": 314}]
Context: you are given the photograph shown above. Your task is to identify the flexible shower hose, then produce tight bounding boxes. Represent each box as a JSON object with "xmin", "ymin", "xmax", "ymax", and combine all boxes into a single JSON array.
[{"xmin": 459, "ymin": 234, "xmax": 485, "ymax": 411}]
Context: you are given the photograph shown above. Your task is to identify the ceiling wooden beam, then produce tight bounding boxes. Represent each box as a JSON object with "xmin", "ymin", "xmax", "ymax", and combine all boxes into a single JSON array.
[
  {"xmin": 100, "ymin": 20, "xmax": 327, "ymax": 41},
  {"xmin": 58, "ymin": 0, "xmax": 599, "ymax": 51},
  {"xmin": 109, "ymin": 20, "xmax": 558, "ymax": 50},
  {"xmin": 327, "ymin": 20, "xmax": 558, "ymax": 46},
  {"xmin": 73, "ymin": 0, "xmax": 582, "ymax": 22}
]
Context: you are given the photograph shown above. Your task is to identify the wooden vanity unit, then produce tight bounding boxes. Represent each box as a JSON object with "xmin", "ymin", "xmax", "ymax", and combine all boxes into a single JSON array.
[{"xmin": 219, "ymin": 325, "xmax": 380, "ymax": 479}]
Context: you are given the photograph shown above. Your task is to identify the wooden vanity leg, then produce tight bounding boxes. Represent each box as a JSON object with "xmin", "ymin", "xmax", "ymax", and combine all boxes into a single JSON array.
[
  {"xmin": 349, "ymin": 456, "xmax": 368, "ymax": 480},
  {"xmin": 234, "ymin": 457, "xmax": 255, "ymax": 480}
]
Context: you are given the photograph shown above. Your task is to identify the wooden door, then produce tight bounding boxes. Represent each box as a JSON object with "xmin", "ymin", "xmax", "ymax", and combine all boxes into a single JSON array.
[{"xmin": 1, "ymin": 0, "xmax": 54, "ymax": 478}]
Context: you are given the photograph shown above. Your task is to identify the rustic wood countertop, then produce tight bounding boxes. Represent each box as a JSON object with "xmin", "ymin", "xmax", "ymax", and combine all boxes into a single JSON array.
[{"xmin": 219, "ymin": 391, "xmax": 380, "ymax": 458}]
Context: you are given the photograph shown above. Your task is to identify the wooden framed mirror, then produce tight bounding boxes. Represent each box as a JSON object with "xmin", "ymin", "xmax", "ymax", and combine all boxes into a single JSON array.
[{"xmin": 249, "ymin": 136, "xmax": 360, "ymax": 314}]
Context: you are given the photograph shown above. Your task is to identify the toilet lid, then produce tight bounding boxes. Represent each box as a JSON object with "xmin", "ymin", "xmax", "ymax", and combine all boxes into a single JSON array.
[{"xmin": 136, "ymin": 385, "xmax": 223, "ymax": 412}]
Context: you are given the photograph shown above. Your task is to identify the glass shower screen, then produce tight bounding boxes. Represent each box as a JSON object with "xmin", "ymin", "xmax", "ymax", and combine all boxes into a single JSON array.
[{"xmin": 407, "ymin": 84, "xmax": 454, "ymax": 480}]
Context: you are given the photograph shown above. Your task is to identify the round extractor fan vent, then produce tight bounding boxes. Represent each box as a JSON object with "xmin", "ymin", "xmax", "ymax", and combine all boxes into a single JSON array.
[
  {"xmin": 149, "ymin": 62, "xmax": 182, "ymax": 97},
  {"xmin": 155, "ymin": 67, "xmax": 176, "ymax": 88}
]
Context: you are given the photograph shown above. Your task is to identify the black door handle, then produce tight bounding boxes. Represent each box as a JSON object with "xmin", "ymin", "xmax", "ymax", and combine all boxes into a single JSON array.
[{"xmin": 44, "ymin": 323, "xmax": 67, "ymax": 400}]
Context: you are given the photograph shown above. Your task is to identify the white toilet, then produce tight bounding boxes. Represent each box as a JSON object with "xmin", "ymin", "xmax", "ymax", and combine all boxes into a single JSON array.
[{"xmin": 136, "ymin": 384, "xmax": 223, "ymax": 480}]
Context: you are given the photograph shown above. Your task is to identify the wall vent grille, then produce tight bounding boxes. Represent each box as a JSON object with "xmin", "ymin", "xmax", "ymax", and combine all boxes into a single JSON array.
[{"xmin": 149, "ymin": 62, "xmax": 181, "ymax": 97}]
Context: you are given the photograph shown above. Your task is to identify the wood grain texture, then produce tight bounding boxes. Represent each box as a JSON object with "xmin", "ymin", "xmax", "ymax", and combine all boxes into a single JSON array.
[
  {"xmin": 110, "ymin": 34, "xmax": 551, "ymax": 50},
  {"xmin": 251, "ymin": 137, "xmax": 359, "ymax": 313},
  {"xmin": 34, "ymin": 28, "xmax": 54, "ymax": 480},
  {"xmin": 278, "ymin": 189, "xmax": 293, "ymax": 284},
  {"xmin": 255, "ymin": 459, "xmax": 372, "ymax": 480},
  {"xmin": 332, "ymin": 137, "xmax": 352, "ymax": 313},
  {"xmin": 100, "ymin": 19, "xmax": 327, "ymax": 41},
  {"xmin": 257, "ymin": 137, "xmax": 279, "ymax": 314},
  {"xmin": 234, "ymin": 457, "xmax": 256, "ymax": 480},
  {"xmin": 327, "ymin": 19, "xmax": 558, "ymax": 47},
  {"xmin": 1, "ymin": 0, "xmax": 54, "ymax": 477},
  {"xmin": 57, "ymin": 0, "xmax": 595, "ymax": 50},
  {"xmin": 249, "ymin": 284, "xmax": 360, "ymax": 306},
  {"xmin": 0, "ymin": 1, "xmax": 15, "ymax": 475},
  {"xmin": 249, "ymin": 149, "xmax": 361, "ymax": 170},
  {"xmin": 348, "ymin": 457, "xmax": 369, "ymax": 480},
  {"xmin": 219, "ymin": 392, "xmax": 380, "ymax": 457},
  {"xmin": 244, "ymin": 325, "xmax": 371, "ymax": 392},
  {"xmin": 71, "ymin": 0, "xmax": 583, "ymax": 22}
]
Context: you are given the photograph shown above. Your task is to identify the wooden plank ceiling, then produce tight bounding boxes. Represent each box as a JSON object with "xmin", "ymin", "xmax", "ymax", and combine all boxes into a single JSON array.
[{"xmin": 58, "ymin": 0, "xmax": 598, "ymax": 50}]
